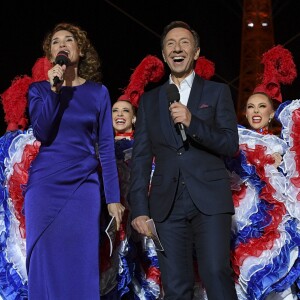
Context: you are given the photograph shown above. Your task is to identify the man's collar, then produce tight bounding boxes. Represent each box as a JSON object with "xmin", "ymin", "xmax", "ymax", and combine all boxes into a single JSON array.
[{"xmin": 169, "ymin": 71, "xmax": 195, "ymax": 88}]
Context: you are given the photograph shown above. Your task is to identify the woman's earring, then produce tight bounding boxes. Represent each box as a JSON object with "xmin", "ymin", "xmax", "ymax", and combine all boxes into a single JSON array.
[{"xmin": 269, "ymin": 118, "xmax": 272, "ymax": 123}]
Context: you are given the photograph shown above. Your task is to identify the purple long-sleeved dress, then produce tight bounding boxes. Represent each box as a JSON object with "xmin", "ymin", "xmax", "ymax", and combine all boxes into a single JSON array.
[{"xmin": 24, "ymin": 80, "xmax": 120, "ymax": 300}]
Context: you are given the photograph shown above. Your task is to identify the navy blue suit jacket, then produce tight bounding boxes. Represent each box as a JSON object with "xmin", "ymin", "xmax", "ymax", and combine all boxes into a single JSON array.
[{"xmin": 129, "ymin": 75, "xmax": 239, "ymax": 222}]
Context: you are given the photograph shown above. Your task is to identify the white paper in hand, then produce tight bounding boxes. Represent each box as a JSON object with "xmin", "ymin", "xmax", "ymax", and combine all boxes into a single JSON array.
[
  {"xmin": 146, "ymin": 219, "xmax": 164, "ymax": 251},
  {"xmin": 105, "ymin": 216, "xmax": 117, "ymax": 257}
]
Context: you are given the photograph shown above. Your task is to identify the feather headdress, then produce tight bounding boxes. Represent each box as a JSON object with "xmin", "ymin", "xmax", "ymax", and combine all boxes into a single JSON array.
[
  {"xmin": 32, "ymin": 57, "xmax": 52, "ymax": 82},
  {"xmin": 1, "ymin": 57, "xmax": 51, "ymax": 131},
  {"xmin": 194, "ymin": 56, "xmax": 215, "ymax": 80},
  {"xmin": 1, "ymin": 75, "xmax": 33, "ymax": 131},
  {"xmin": 118, "ymin": 55, "xmax": 165, "ymax": 108},
  {"xmin": 253, "ymin": 45, "xmax": 297, "ymax": 103}
]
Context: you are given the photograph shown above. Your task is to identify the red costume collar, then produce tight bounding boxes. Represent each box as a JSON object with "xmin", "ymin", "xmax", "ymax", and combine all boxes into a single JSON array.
[
  {"xmin": 255, "ymin": 127, "xmax": 270, "ymax": 135},
  {"xmin": 115, "ymin": 131, "xmax": 134, "ymax": 139}
]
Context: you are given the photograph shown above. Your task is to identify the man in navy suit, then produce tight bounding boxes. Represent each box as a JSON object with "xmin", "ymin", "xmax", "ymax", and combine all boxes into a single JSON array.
[{"xmin": 129, "ymin": 21, "xmax": 238, "ymax": 300}]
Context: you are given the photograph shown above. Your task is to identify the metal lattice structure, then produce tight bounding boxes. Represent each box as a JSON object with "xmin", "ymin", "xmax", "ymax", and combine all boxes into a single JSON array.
[{"xmin": 237, "ymin": 0, "xmax": 274, "ymax": 123}]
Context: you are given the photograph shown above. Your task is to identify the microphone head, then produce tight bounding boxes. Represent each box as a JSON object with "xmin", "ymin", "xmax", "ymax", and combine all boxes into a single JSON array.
[
  {"xmin": 55, "ymin": 51, "xmax": 70, "ymax": 66},
  {"xmin": 166, "ymin": 84, "xmax": 180, "ymax": 103}
]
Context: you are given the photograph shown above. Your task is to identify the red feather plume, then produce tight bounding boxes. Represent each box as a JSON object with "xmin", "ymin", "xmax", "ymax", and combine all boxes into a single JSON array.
[
  {"xmin": 32, "ymin": 57, "xmax": 52, "ymax": 81},
  {"xmin": 261, "ymin": 45, "xmax": 297, "ymax": 85},
  {"xmin": 194, "ymin": 56, "xmax": 215, "ymax": 80},
  {"xmin": 1, "ymin": 57, "xmax": 52, "ymax": 131},
  {"xmin": 1, "ymin": 75, "xmax": 33, "ymax": 131},
  {"xmin": 254, "ymin": 45, "xmax": 297, "ymax": 103},
  {"xmin": 119, "ymin": 55, "xmax": 165, "ymax": 108}
]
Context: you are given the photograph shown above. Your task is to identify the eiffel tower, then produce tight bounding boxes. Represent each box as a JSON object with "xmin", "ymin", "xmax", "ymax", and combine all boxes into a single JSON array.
[{"xmin": 237, "ymin": 0, "xmax": 274, "ymax": 124}]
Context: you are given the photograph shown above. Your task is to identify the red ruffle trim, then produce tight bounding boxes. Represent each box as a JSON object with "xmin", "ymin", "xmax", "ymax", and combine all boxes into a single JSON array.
[
  {"xmin": 231, "ymin": 144, "xmax": 286, "ymax": 276},
  {"xmin": 290, "ymin": 108, "xmax": 300, "ymax": 200},
  {"xmin": 8, "ymin": 141, "xmax": 40, "ymax": 238}
]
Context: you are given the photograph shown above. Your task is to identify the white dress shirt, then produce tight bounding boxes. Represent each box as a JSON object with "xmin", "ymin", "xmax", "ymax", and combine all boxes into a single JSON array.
[{"xmin": 169, "ymin": 71, "xmax": 195, "ymax": 106}]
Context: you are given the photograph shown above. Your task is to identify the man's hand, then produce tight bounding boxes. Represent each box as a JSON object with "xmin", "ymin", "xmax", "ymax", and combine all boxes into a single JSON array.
[
  {"xmin": 169, "ymin": 101, "xmax": 191, "ymax": 128},
  {"xmin": 131, "ymin": 215, "xmax": 151, "ymax": 236}
]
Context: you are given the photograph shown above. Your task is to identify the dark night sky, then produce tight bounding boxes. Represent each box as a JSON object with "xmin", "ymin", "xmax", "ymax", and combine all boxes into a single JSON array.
[{"xmin": 1, "ymin": 0, "xmax": 300, "ymax": 135}]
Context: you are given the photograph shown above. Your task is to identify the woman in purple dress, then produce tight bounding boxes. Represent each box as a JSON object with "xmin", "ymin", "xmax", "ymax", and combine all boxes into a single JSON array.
[{"xmin": 24, "ymin": 22, "xmax": 125, "ymax": 299}]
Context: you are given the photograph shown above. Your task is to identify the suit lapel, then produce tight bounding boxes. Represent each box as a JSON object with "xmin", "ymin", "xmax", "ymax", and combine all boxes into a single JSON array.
[{"xmin": 187, "ymin": 75, "xmax": 204, "ymax": 113}]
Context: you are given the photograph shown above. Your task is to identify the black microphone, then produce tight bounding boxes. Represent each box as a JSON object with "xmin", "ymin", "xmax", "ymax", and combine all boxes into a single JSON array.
[
  {"xmin": 53, "ymin": 51, "xmax": 70, "ymax": 87},
  {"xmin": 166, "ymin": 84, "xmax": 187, "ymax": 142}
]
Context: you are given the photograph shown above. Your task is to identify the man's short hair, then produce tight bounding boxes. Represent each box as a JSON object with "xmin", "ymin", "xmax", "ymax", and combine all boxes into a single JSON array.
[{"xmin": 160, "ymin": 21, "xmax": 200, "ymax": 49}]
